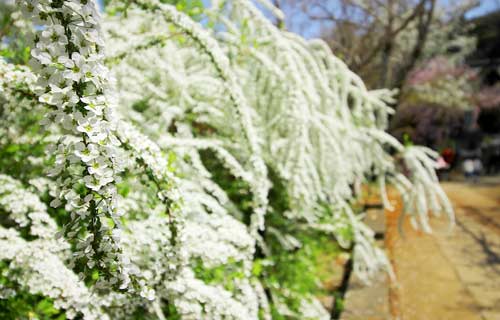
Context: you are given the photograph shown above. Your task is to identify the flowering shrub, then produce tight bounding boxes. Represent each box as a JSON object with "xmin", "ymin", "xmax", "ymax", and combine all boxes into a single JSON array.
[
  {"xmin": 0, "ymin": 0, "xmax": 453, "ymax": 319},
  {"xmin": 403, "ymin": 57, "xmax": 478, "ymax": 110}
]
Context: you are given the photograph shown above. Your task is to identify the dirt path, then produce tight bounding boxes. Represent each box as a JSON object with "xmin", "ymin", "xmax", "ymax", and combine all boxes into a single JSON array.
[{"xmin": 387, "ymin": 181, "xmax": 500, "ymax": 320}]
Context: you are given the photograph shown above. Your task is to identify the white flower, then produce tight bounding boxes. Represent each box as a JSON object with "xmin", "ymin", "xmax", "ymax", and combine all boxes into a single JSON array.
[
  {"xmin": 49, "ymin": 85, "xmax": 79, "ymax": 107},
  {"xmin": 50, "ymin": 198, "xmax": 62, "ymax": 208},
  {"xmin": 31, "ymin": 48, "xmax": 52, "ymax": 65},
  {"xmin": 83, "ymin": 175, "xmax": 103, "ymax": 191},
  {"xmin": 81, "ymin": 96, "xmax": 105, "ymax": 116},
  {"xmin": 74, "ymin": 142, "xmax": 99, "ymax": 163},
  {"xmin": 76, "ymin": 114, "xmax": 100, "ymax": 135},
  {"xmin": 88, "ymin": 156, "xmax": 109, "ymax": 176},
  {"xmin": 61, "ymin": 52, "xmax": 87, "ymax": 82},
  {"xmin": 41, "ymin": 25, "xmax": 68, "ymax": 46},
  {"xmin": 39, "ymin": 92, "xmax": 53, "ymax": 105}
]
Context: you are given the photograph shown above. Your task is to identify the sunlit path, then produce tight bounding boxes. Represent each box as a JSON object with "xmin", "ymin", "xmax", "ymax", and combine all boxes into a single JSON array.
[{"xmin": 388, "ymin": 180, "xmax": 500, "ymax": 320}]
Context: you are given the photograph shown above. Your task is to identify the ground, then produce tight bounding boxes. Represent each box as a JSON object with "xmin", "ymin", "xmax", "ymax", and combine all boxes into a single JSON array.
[{"xmin": 387, "ymin": 179, "xmax": 500, "ymax": 320}]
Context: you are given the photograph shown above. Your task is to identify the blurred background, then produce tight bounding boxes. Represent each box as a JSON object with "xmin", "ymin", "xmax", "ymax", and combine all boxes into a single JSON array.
[{"xmin": 273, "ymin": 0, "xmax": 500, "ymax": 179}]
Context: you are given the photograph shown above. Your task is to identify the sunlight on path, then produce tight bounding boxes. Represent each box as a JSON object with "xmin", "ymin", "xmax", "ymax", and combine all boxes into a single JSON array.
[{"xmin": 387, "ymin": 181, "xmax": 500, "ymax": 320}]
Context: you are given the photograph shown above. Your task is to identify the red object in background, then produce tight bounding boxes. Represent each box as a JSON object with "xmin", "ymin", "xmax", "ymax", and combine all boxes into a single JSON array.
[{"xmin": 442, "ymin": 148, "xmax": 455, "ymax": 165}]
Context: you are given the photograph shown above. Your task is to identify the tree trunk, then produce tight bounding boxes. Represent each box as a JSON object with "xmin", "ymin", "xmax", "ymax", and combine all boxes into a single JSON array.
[{"xmin": 393, "ymin": 0, "xmax": 436, "ymax": 95}]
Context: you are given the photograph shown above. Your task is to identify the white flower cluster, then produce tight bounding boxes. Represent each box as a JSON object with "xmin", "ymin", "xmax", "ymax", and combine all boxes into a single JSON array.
[
  {"xmin": 100, "ymin": 1, "xmax": 454, "ymax": 315},
  {"xmin": 0, "ymin": 175, "xmax": 59, "ymax": 241},
  {"xmin": 0, "ymin": 227, "xmax": 105, "ymax": 319},
  {"xmin": 395, "ymin": 146, "xmax": 455, "ymax": 233},
  {"xmin": 184, "ymin": 214, "xmax": 255, "ymax": 268},
  {"xmin": 18, "ymin": 0, "xmax": 135, "ymax": 290},
  {"xmin": 164, "ymin": 269, "xmax": 258, "ymax": 320},
  {"xmin": 124, "ymin": 0, "xmax": 271, "ymax": 235},
  {"xmin": 0, "ymin": 175, "xmax": 104, "ymax": 319},
  {"xmin": 0, "ymin": 60, "xmax": 40, "ymax": 144},
  {"xmin": 108, "ymin": 0, "xmax": 453, "ymax": 284}
]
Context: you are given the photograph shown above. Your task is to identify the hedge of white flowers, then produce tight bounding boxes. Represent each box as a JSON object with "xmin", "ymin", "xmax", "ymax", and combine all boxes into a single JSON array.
[{"xmin": 0, "ymin": 0, "xmax": 452, "ymax": 319}]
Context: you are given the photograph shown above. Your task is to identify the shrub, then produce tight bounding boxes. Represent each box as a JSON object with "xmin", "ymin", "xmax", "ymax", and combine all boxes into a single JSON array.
[{"xmin": 0, "ymin": 0, "xmax": 452, "ymax": 318}]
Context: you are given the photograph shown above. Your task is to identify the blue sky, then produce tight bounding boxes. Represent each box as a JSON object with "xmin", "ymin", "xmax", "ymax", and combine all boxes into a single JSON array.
[
  {"xmin": 284, "ymin": 0, "xmax": 500, "ymax": 38},
  {"xmin": 465, "ymin": 0, "xmax": 500, "ymax": 18}
]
